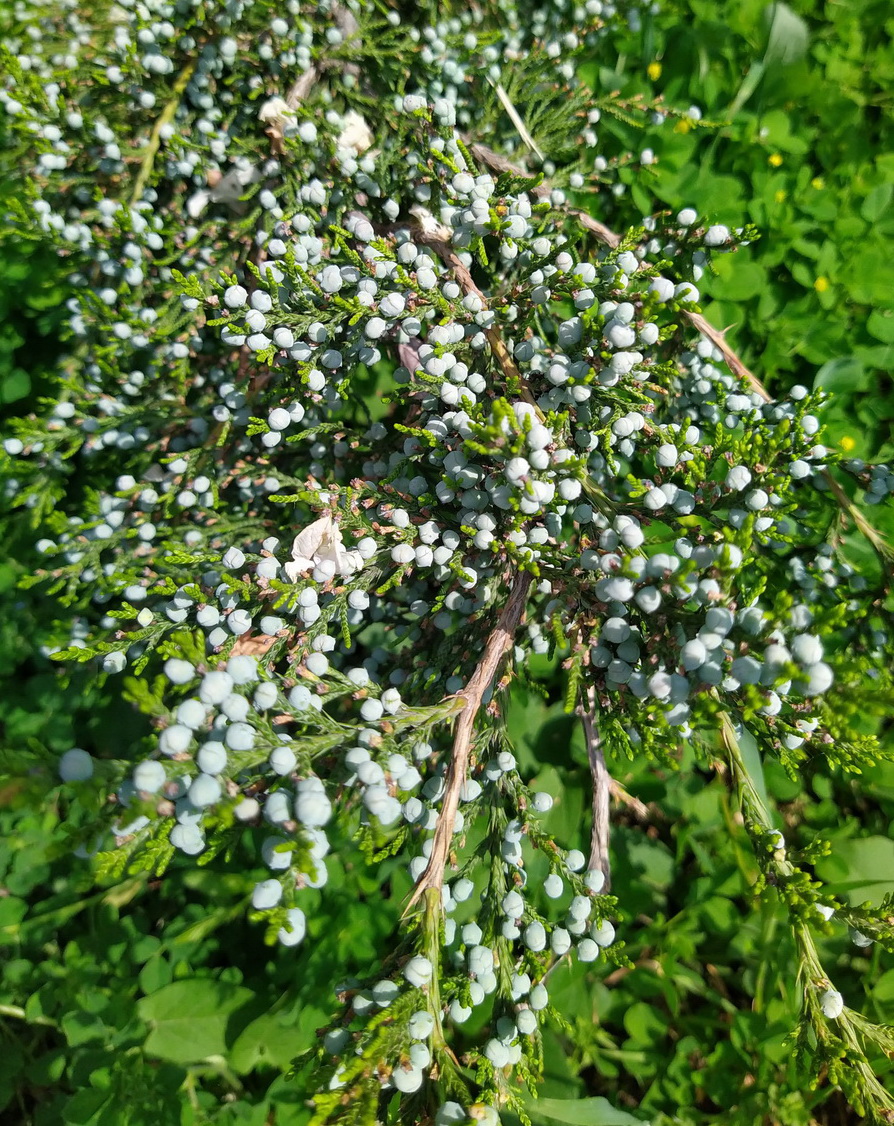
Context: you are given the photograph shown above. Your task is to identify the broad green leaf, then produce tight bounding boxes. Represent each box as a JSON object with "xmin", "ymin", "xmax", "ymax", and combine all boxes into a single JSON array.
[
  {"xmin": 61, "ymin": 1010, "xmax": 109, "ymax": 1048},
  {"xmin": 867, "ymin": 309, "xmax": 894, "ymax": 344},
  {"xmin": 765, "ymin": 759, "xmax": 803, "ymax": 802},
  {"xmin": 707, "ymin": 258, "xmax": 765, "ymax": 301},
  {"xmin": 872, "ymin": 968, "xmax": 894, "ymax": 1005},
  {"xmin": 0, "ymin": 896, "xmax": 27, "ymax": 929},
  {"xmin": 617, "ymin": 831, "xmax": 675, "ymax": 892},
  {"xmin": 855, "ymin": 342, "xmax": 894, "ymax": 368},
  {"xmin": 138, "ymin": 954, "xmax": 173, "ymax": 995},
  {"xmin": 0, "ymin": 1044, "xmax": 24, "ymax": 1113},
  {"xmin": 815, "ymin": 836, "xmax": 894, "ymax": 905},
  {"xmin": 137, "ymin": 978, "xmax": 253, "ymax": 1063},
  {"xmin": 698, "ymin": 894, "xmax": 742, "ymax": 935},
  {"xmin": 694, "ymin": 172, "xmax": 745, "ymax": 219},
  {"xmin": 525, "ymin": 1096, "xmax": 648, "ymax": 1126},
  {"xmin": 263, "ymin": 1073, "xmax": 314, "ymax": 1125},
  {"xmin": 762, "ymin": 2, "xmax": 809, "ymax": 69},
  {"xmin": 845, "ymin": 250, "xmax": 894, "ymax": 304},
  {"xmin": 758, "ymin": 108, "xmax": 809, "ymax": 154},
  {"xmin": 0, "ymin": 368, "xmax": 29, "ymax": 404},
  {"xmin": 61, "ymin": 1089, "xmax": 113, "ymax": 1125},
  {"xmin": 813, "ymin": 355, "xmax": 870, "ymax": 394},
  {"xmin": 861, "ymin": 183, "xmax": 893, "ymax": 223},
  {"xmin": 228, "ymin": 1006, "xmax": 327, "ymax": 1073},
  {"xmin": 623, "ymin": 1000, "xmax": 667, "ymax": 1045}
]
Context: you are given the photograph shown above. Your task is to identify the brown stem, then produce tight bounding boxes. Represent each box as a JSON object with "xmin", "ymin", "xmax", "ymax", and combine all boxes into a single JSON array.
[
  {"xmin": 578, "ymin": 686, "xmax": 611, "ymax": 890},
  {"xmin": 405, "ymin": 570, "xmax": 533, "ymax": 912},
  {"xmin": 285, "ymin": 4, "xmax": 358, "ymax": 112},
  {"xmin": 683, "ymin": 311, "xmax": 766, "ymax": 400},
  {"xmin": 285, "ymin": 67, "xmax": 319, "ymax": 110},
  {"xmin": 825, "ymin": 470, "xmax": 894, "ymax": 584},
  {"xmin": 610, "ymin": 779, "xmax": 650, "ymax": 821}
]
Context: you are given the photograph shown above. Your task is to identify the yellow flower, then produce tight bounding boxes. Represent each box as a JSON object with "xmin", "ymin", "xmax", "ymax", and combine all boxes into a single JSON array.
[
  {"xmin": 647, "ymin": 61, "xmax": 662, "ymax": 81},
  {"xmin": 769, "ymin": 153, "xmax": 783, "ymax": 167},
  {"xmin": 814, "ymin": 277, "xmax": 829, "ymax": 293},
  {"xmin": 674, "ymin": 118, "xmax": 693, "ymax": 134},
  {"xmin": 840, "ymin": 436, "xmax": 856, "ymax": 452},
  {"xmin": 812, "ymin": 176, "xmax": 825, "ymax": 189},
  {"xmin": 775, "ymin": 190, "xmax": 787, "ymax": 203}
]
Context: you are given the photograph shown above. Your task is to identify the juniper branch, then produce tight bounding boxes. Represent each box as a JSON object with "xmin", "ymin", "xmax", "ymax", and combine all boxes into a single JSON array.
[
  {"xmin": 720, "ymin": 711, "xmax": 894, "ymax": 1123},
  {"xmin": 419, "ymin": 228, "xmax": 543, "ymax": 416},
  {"xmin": 471, "ymin": 143, "xmax": 893, "ymax": 574},
  {"xmin": 469, "ymin": 142, "xmax": 620, "ymax": 248},
  {"xmin": 130, "ymin": 59, "xmax": 197, "ymax": 206},
  {"xmin": 405, "ymin": 570, "xmax": 533, "ymax": 912},
  {"xmin": 470, "ymin": 144, "xmax": 764, "ymax": 394}
]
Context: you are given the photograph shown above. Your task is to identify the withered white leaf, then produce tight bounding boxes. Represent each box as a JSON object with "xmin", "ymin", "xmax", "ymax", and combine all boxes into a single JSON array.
[{"xmin": 284, "ymin": 514, "xmax": 364, "ymax": 582}]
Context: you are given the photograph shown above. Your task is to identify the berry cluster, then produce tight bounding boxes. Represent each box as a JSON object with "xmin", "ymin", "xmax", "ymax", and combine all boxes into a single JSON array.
[{"xmin": 3, "ymin": 0, "xmax": 894, "ymax": 1121}]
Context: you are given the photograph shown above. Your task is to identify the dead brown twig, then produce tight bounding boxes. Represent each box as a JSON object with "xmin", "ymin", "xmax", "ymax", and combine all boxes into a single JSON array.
[
  {"xmin": 405, "ymin": 570, "xmax": 533, "ymax": 912},
  {"xmin": 576, "ymin": 690, "xmax": 651, "ymax": 890},
  {"xmin": 610, "ymin": 779, "xmax": 650, "ymax": 821},
  {"xmin": 287, "ymin": 4, "xmax": 358, "ymax": 108}
]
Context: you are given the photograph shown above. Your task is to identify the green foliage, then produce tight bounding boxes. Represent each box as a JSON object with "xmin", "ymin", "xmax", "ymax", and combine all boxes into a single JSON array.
[
  {"xmin": 6, "ymin": 716, "xmax": 894, "ymax": 1124},
  {"xmin": 590, "ymin": 0, "xmax": 894, "ymax": 459},
  {"xmin": 0, "ymin": 792, "xmax": 407, "ymax": 1124},
  {"xmin": 482, "ymin": 674, "xmax": 894, "ymax": 1123},
  {"xmin": 1, "ymin": 0, "xmax": 894, "ymax": 1124},
  {"xmin": 0, "ymin": 238, "xmax": 68, "ymax": 407},
  {"xmin": 0, "ymin": 100, "xmax": 70, "ymax": 409}
]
